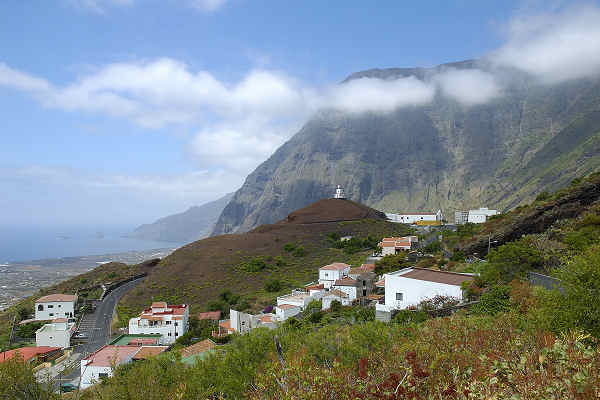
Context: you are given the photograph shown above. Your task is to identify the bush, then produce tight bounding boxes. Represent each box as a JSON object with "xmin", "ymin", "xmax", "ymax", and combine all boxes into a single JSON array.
[
  {"xmin": 423, "ymin": 240, "xmax": 441, "ymax": 253},
  {"xmin": 374, "ymin": 254, "xmax": 410, "ymax": 274},
  {"xmin": 291, "ymin": 245, "xmax": 306, "ymax": 257},
  {"xmin": 481, "ymin": 240, "xmax": 545, "ymax": 284},
  {"xmin": 264, "ymin": 279, "xmax": 282, "ymax": 292},
  {"xmin": 450, "ymin": 250, "xmax": 465, "ymax": 262},
  {"xmin": 240, "ymin": 257, "xmax": 268, "ymax": 272},
  {"xmin": 283, "ymin": 243, "xmax": 296, "ymax": 252},
  {"xmin": 393, "ymin": 309, "xmax": 428, "ymax": 325},
  {"xmin": 330, "ymin": 300, "xmax": 342, "ymax": 313},
  {"xmin": 471, "ymin": 285, "xmax": 511, "ymax": 316}
]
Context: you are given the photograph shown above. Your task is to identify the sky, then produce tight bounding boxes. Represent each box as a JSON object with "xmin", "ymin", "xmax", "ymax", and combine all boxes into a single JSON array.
[{"xmin": 1, "ymin": 0, "xmax": 600, "ymax": 228}]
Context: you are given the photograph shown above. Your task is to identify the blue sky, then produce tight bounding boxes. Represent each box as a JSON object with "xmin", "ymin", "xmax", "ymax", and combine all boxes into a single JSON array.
[{"xmin": 1, "ymin": 0, "xmax": 599, "ymax": 228}]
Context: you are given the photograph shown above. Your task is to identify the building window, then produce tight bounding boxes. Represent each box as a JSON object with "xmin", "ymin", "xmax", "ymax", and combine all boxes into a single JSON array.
[
  {"xmin": 166, "ymin": 321, "xmax": 171, "ymax": 325},
  {"xmin": 174, "ymin": 322, "xmax": 178, "ymax": 327},
  {"xmin": 363, "ymin": 280, "xmax": 366, "ymax": 286},
  {"xmin": 325, "ymin": 273, "xmax": 328, "ymax": 277},
  {"xmin": 99, "ymin": 373, "xmax": 108, "ymax": 380},
  {"xmin": 38, "ymin": 305, "xmax": 43, "ymax": 311},
  {"xmin": 49, "ymin": 313, "xmax": 54, "ymax": 317},
  {"xmin": 168, "ymin": 332, "xmax": 171, "ymax": 336},
  {"xmin": 396, "ymin": 293, "xmax": 403, "ymax": 301},
  {"xmin": 65, "ymin": 313, "xmax": 69, "ymax": 316},
  {"xmin": 363, "ymin": 289, "xmax": 367, "ymax": 297},
  {"xmin": 175, "ymin": 332, "xmax": 178, "ymax": 336},
  {"xmin": 48, "ymin": 305, "xmax": 54, "ymax": 308}
]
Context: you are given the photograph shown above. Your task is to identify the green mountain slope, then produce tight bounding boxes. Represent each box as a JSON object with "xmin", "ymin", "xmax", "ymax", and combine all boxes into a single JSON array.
[{"xmin": 213, "ymin": 61, "xmax": 600, "ymax": 235}]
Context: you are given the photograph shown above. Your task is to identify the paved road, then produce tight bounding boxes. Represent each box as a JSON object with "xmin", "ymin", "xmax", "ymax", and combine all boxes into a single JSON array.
[{"xmin": 61, "ymin": 277, "xmax": 146, "ymax": 382}]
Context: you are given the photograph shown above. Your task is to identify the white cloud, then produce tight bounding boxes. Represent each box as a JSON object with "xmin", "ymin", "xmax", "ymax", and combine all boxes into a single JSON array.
[
  {"xmin": 0, "ymin": 63, "xmax": 51, "ymax": 92},
  {"xmin": 492, "ymin": 5, "xmax": 600, "ymax": 83},
  {"xmin": 324, "ymin": 76, "xmax": 435, "ymax": 113},
  {"xmin": 434, "ymin": 69, "xmax": 501, "ymax": 106}
]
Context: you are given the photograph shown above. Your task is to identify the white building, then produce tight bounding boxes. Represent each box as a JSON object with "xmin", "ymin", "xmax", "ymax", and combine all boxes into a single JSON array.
[
  {"xmin": 331, "ymin": 277, "xmax": 359, "ymax": 301},
  {"xmin": 274, "ymin": 304, "xmax": 302, "ymax": 321},
  {"xmin": 277, "ymin": 290, "xmax": 316, "ymax": 309},
  {"xmin": 334, "ymin": 185, "xmax": 346, "ymax": 199},
  {"xmin": 322, "ymin": 289, "xmax": 352, "ymax": 310},
  {"xmin": 35, "ymin": 294, "xmax": 77, "ymax": 321},
  {"xmin": 385, "ymin": 211, "xmax": 442, "ymax": 224},
  {"xmin": 128, "ymin": 302, "xmax": 189, "ymax": 345},
  {"xmin": 467, "ymin": 208, "xmax": 499, "ymax": 224},
  {"xmin": 375, "ymin": 268, "xmax": 474, "ymax": 314},
  {"xmin": 229, "ymin": 309, "xmax": 278, "ymax": 333},
  {"xmin": 378, "ymin": 236, "xmax": 418, "ymax": 256},
  {"xmin": 35, "ymin": 318, "xmax": 75, "ymax": 349},
  {"xmin": 318, "ymin": 263, "xmax": 350, "ymax": 289},
  {"xmin": 80, "ymin": 345, "xmax": 141, "ymax": 389}
]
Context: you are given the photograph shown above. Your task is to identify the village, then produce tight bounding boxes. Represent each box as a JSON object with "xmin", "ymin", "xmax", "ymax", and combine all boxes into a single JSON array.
[{"xmin": 0, "ymin": 186, "xmax": 499, "ymax": 393}]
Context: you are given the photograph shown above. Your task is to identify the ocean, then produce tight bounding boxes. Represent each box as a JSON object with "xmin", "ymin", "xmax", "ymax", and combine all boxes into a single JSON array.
[{"xmin": 0, "ymin": 225, "xmax": 181, "ymax": 263}]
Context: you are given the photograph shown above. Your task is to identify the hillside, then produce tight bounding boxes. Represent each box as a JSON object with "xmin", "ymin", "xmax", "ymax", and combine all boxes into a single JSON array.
[
  {"xmin": 118, "ymin": 198, "xmax": 407, "ymax": 316},
  {"xmin": 213, "ymin": 60, "xmax": 600, "ymax": 235},
  {"xmin": 128, "ymin": 193, "xmax": 233, "ymax": 243}
]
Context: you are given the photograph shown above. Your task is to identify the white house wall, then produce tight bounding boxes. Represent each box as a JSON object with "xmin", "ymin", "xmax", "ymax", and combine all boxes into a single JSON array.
[
  {"xmin": 383, "ymin": 275, "xmax": 463, "ymax": 310},
  {"xmin": 36, "ymin": 329, "xmax": 70, "ymax": 349},
  {"xmin": 35, "ymin": 301, "xmax": 75, "ymax": 320}
]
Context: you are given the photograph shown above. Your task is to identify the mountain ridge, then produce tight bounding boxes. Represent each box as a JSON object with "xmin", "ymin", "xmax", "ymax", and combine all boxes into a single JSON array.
[
  {"xmin": 129, "ymin": 193, "xmax": 233, "ymax": 243},
  {"xmin": 212, "ymin": 60, "xmax": 600, "ymax": 235}
]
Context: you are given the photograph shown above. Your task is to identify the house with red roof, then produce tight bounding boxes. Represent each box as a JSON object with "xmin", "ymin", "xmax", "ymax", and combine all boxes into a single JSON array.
[
  {"xmin": 0, "ymin": 346, "xmax": 62, "ymax": 365},
  {"xmin": 80, "ymin": 345, "xmax": 142, "ymax": 389},
  {"xmin": 378, "ymin": 236, "xmax": 419, "ymax": 256},
  {"xmin": 128, "ymin": 302, "xmax": 189, "ymax": 345},
  {"xmin": 375, "ymin": 268, "xmax": 475, "ymax": 320},
  {"xmin": 318, "ymin": 262, "xmax": 350, "ymax": 289}
]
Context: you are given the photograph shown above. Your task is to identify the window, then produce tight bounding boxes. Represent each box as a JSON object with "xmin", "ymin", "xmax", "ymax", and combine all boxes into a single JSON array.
[
  {"xmin": 168, "ymin": 332, "xmax": 171, "ymax": 336},
  {"xmin": 325, "ymin": 273, "xmax": 328, "ymax": 277},
  {"xmin": 363, "ymin": 280, "xmax": 366, "ymax": 286},
  {"xmin": 48, "ymin": 305, "xmax": 54, "ymax": 309},
  {"xmin": 49, "ymin": 313, "xmax": 54, "ymax": 316},
  {"xmin": 58, "ymin": 305, "xmax": 61, "ymax": 308},
  {"xmin": 363, "ymin": 289, "xmax": 367, "ymax": 297},
  {"xmin": 37, "ymin": 305, "xmax": 43, "ymax": 311},
  {"xmin": 175, "ymin": 332, "xmax": 178, "ymax": 336},
  {"xmin": 396, "ymin": 293, "xmax": 403, "ymax": 301},
  {"xmin": 99, "ymin": 373, "xmax": 108, "ymax": 380},
  {"xmin": 174, "ymin": 322, "xmax": 178, "ymax": 327},
  {"xmin": 65, "ymin": 313, "xmax": 69, "ymax": 316},
  {"xmin": 166, "ymin": 321, "xmax": 171, "ymax": 325}
]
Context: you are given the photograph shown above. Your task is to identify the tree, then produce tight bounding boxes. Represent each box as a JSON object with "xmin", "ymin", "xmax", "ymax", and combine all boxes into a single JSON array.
[
  {"xmin": 481, "ymin": 240, "xmax": 544, "ymax": 284},
  {"xmin": 264, "ymin": 279, "xmax": 282, "ymax": 292}
]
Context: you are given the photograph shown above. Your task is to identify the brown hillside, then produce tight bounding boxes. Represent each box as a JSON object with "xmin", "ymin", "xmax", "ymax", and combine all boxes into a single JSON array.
[
  {"xmin": 280, "ymin": 199, "xmax": 387, "ymax": 225},
  {"xmin": 118, "ymin": 200, "xmax": 405, "ymax": 317}
]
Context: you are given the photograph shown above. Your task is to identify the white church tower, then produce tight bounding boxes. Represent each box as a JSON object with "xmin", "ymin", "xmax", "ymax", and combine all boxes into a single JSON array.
[{"xmin": 334, "ymin": 185, "xmax": 346, "ymax": 199}]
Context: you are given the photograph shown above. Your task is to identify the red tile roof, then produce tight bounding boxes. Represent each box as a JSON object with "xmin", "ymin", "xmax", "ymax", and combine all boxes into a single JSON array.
[
  {"xmin": 326, "ymin": 289, "xmax": 349, "ymax": 299},
  {"xmin": 132, "ymin": 346, "xmax": 168, "ymax": 360},
  {"xmin": 52, "ymin": 318, "xmax": 68, "ymax": 323},
  {"xmin": 83, "ymin": 345, "xmax": 140, "ymax": 367},
  {"xmin": 349, "ymin": 264, "xmax": 374, "ymax": 274},
  {"xmin": 36, "ymin": 294, "xmax": 77, "ymax": 303},
  {"xmin": 180, "ymin": 339, "xmax": 216, "ymax": 358},
  {"xmin": 151, "ymin": 302, "xmax": 168, "ymax": 308},
  {"xmin": 198, "ymin": 311, "xmax": 221, "ymax": 321},
  {"xmin": 400, "ymin": 268, "xmax": 474, "ymax": 286},
  {"xmin": 375, "ymin": 277, "xmax": 385, "ymax": 287},
  {"xmin": 305, "ymin": 283, "xmax": 325, "ymax": 291},
  {"xmin": 0, "ymin": 346, "xmax": 61, "ymax": 363},
  {"xmin": 320, "ymin": 262, "xmax": 350, "ymax": 271},
  {"xmin": 380, "ymin": 237, "xmax": 412, "ymax": 248},
  {"xmin": 334, "ymin": 277, "xmax": 358, "ymax": 287},
  {"xmin": 128, "ymin": 338, "xmax": 159, "ymax": 346},
  {"xmin": 277, "ymin": 304, "xmax": 300, "ymax": 310}
]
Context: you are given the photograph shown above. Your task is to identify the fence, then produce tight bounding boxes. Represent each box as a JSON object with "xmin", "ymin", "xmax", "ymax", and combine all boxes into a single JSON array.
[{"xmin": 528, "ymin": 272, "xmax": 564, "ymax": 293}]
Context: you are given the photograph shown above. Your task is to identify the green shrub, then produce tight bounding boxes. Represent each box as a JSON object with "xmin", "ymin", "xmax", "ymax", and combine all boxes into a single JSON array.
[
  {"xmin": 393, "ymin": 309, "xmax": 428, "ymax": 325},
  {"xmin": 471, "ymin": 285, "xmax": 511, "ymax": 316},
  {"xmin": 292, "ymin": 245, "xmax": 306, "ymax": 257},
  {"xmin": 283, "ymin": 243, "xmax": 296, "ymax": 252},
  {"xmin": 240, "ymin": 257, "xmax": 268, "ymax": 272},
  {"xmin": 330, "ymin": 300, "xmax": 342, "ymax": 313},
  {"xmin": 535, "ymin": 191, "xmax": 551, "ymax": 202},
  {"xmin": 264, "ymin": 279, "xmax": 282, "ymax": 292},
  {"xmin": 374, "ymin": 254, "xmax": 410, "ymax": 274}
]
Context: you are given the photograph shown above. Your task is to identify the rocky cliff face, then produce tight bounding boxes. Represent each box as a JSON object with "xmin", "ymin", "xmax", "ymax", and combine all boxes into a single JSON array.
[{"xmin": 213, "ymin": 61, "xmax": 600, "ymax": 235}]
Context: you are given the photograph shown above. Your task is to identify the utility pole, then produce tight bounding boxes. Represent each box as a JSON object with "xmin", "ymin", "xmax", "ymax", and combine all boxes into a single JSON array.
[{"xmin": 488, "ymin": 234, "xmax": 498, "ymax": 256}]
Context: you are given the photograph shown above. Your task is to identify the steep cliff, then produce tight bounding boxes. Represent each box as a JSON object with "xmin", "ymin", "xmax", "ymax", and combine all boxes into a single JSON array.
[{"xmin": 213, "ymin": 61, "xmax": 600, "ymax": 235}]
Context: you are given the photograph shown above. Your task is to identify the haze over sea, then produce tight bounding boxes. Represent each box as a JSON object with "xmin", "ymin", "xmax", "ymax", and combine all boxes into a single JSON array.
[{"xmin": 0, "ymin": 225, "xmax": 180, "ymax": 263}]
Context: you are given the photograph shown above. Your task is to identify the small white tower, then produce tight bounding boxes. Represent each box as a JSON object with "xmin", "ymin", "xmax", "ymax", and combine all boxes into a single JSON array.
[{"xmin": 334, "ymin": 185, "xmax": 346, "ymax": 199}]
